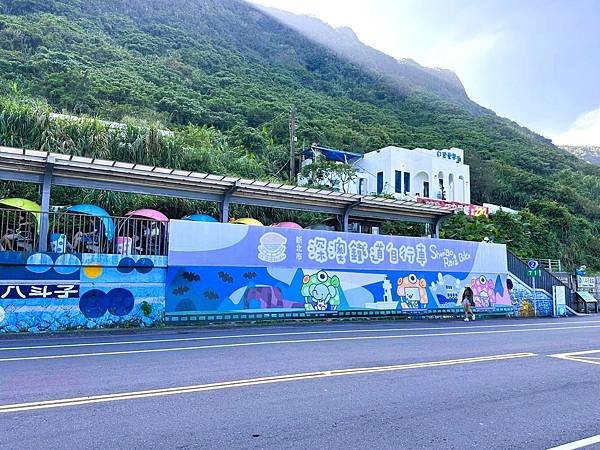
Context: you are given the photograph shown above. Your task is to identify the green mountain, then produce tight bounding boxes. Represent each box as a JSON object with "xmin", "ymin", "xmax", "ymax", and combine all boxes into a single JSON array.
[
  {"xmin": 560, "ymin": 145, "xmax": 600, "ymax": 167},
  {"xmin": 259, "ymin": 5, "xmax": 482, "ymax": 113},
  {"xmin": 0, "ymin": 0, "xmax": 598, "ymax": 268}
]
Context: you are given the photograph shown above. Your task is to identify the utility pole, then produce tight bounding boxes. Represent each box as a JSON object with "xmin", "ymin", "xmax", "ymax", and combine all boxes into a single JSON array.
[{"xmin": 289, "ymin": 106, "xmax": 296, "ymax": 184}]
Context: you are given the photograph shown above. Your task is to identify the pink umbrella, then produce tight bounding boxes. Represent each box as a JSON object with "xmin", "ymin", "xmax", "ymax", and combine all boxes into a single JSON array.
[
  {"xmin": 125, "ymin": 209, "xmax": 169, "ymax": 222},
  {"xmin": 272, "ymin": 222, "xmax": 303, "ymax": 230}
]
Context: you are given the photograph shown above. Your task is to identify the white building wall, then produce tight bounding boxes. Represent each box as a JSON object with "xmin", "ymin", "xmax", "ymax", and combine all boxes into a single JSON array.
[
  {"xmin": 299, "ymin": 145, "xmax": 471, "ymax": 203},
  {"xmin": 357, "ymin": 146, "xmax": 471, "ymax": 203}
]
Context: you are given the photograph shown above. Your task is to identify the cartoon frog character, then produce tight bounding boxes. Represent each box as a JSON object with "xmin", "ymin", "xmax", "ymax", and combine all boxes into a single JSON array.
[
  {"xmin": 470, "ymin": 275, "xmax": 495, "ymax": 307},
  {"xmin": 301, "ymin": 270, "xmax": 341, "ymax": 311},
  {"xmin": 397, "ymin": 274, "xmax": 428, "ymax": 309}
]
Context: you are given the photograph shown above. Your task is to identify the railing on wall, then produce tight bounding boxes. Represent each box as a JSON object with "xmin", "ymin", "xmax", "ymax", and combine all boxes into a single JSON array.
[
  {"xmin": 527, "ymin": 258, "xmax": 563, "ymax": 273},
  {"xmin": 0, "ymin": 208, "xmax": 168, "ymax": 256},
  {"xmin": 507, "ymin": 251, "xmax": 573, "ymax": 308}
]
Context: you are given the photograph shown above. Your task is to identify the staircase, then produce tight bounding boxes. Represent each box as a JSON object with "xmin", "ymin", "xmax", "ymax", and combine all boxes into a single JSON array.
[{"xmin": 507, "ymin": 251, "xmax": 574, "ymax": 309}]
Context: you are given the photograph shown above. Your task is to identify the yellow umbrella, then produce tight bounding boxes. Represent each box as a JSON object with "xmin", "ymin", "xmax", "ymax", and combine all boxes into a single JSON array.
[
  {"xmin": 0, "ymin": 198, "xmax": 41, "ymax": 227},
  {"xmin": 231, "ymin": 217, "xmax": 264, "ymax": 226}
]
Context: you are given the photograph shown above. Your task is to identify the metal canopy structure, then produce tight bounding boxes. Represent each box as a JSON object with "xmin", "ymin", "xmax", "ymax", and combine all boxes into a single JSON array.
[{"xmin": 0, "ymin": 146, "xmax": 457, "ymax": 233}]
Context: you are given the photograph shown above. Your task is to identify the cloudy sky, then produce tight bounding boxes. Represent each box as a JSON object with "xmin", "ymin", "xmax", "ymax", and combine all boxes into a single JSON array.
[{"xmin": 252, "ymin": 0, "xmax": 600, "ymax": 145}]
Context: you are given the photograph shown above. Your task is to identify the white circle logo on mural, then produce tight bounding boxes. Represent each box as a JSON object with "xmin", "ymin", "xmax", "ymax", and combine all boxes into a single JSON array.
[
  {"xmin": 26, "ymin": 253, "xmax": 53, "ymax": 274},
  {"xmin": 0, "ymin": 306, "xmax": 5, "ymax": 324},
  {"xmin": 54, "ymin": 253, "xmax": 82, "ymax": 275},
  {"xmin": 258, "ymin": 232, "xmax": 287, "ymax": 263}
]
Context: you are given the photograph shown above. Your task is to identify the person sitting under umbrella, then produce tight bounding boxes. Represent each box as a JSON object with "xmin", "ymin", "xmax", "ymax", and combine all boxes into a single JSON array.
[
  {"xmin": 0, "ymin": 213, "xmax": 32, "ymax": 251},
  {"xmin": 72, "ymin": 219, "xmax": 100, "ymax": 252}
]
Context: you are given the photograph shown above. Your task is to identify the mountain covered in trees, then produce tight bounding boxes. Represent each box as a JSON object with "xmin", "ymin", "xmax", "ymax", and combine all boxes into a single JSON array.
[
  {"xmin": 0, "ymin": 0, "xmax": 598, "ymax": 269},
  {"xmin": 560, "ymin": 145, "xmax": 600, "ymax": 167},
  {"xmin": 258, "ymin": 5, "xmax": 481, "ymax": 113}
]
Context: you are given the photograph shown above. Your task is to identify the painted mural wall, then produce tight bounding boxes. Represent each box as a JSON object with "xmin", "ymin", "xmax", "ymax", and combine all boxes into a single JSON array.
[
  {"xmin": 0, "ymin": 252, "xmax": 166, "ymax": 333},
  {"xmin": 166, "ymin": 221, "xmax": 513, "ymax": 315},
  {"xmin": 506, "ymin": 276, "xmax": 553, "ymax": 317}
]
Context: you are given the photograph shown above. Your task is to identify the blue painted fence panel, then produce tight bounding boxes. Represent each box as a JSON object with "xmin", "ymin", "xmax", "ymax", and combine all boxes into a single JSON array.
[{"xmin": 0, "ymin": 252, "xmax": 166, "ymax": 333}]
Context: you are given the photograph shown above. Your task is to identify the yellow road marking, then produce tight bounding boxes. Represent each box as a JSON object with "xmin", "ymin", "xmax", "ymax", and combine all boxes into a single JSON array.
[
  {"xmin": 0, "ymin": 352, "xmax": 536, "ymax": 413},
  {"xmin": 548, "ymin": 349, "xmax": 600, "ymax": 366}
]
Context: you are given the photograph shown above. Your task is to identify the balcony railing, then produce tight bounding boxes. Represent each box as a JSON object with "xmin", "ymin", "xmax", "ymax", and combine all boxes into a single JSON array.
[
  {"xmin": 527, "ymin": 258, "xmax": 563, "ymax": 273},
  {"xmin": 0, "ymin": 208, "xmax": 168, "ymax": 256}
]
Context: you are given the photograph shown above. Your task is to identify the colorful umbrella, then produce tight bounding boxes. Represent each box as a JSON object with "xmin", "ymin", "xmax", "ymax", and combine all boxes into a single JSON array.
[
  {"xmin": 66, "ymin": 204, "xmax": 115, "ymax": 240},
  {"xmin": 126, "ymin": 209, "xmax": 169, "ymax": 222},
  {"xmin": 182, "ymin": 214, "xmax": 218, "ymax": 222},
  {"xmin": 232, "ymin": 218, "xmax": 264, "ymax": 226},
  {"xmin": 272, "ymin": 222, "xmax": 303, "ymax": 230},
  {"xmin": 0, "ymin": 198, "xmax": 41, "ymax": 227}
]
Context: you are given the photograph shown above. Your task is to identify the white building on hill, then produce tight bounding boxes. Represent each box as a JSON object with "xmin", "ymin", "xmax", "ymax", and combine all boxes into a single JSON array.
[{"xmin": 301, "ymin": 144, "xmax": 471, "ymax": 204}]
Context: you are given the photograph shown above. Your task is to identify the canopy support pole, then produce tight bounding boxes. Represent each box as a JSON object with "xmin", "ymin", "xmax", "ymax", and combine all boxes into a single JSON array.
[
  {"xmin": 221, "ymin": 181, "xmax": 241, "ymax": 223},
  {"xmin": 38, "ymin": 157, "xmax": 55, "ymax": 252},
  {"xmin": 432, "ymin": 212, "xmax": 455, "ymax": 238},
  {"xmin": 342, "ymin": 199, "xmax": 361, "ymax": 232}
]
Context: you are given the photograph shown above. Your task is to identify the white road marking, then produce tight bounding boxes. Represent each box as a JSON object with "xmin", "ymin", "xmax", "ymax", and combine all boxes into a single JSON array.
[
  {"xmin": 548, "ymin": 434, "xmax": 600, "ymax": 449},
  {"xmin": 548, "ymin": 349, "xmax": 600, "ymax": 366},
  {"xmin": 0, "ymin": 352, "xmax": 536, "ymax": 413},
  {"xmin": 1, "ymin": 324, "xmax": 599, "ymax": 362},
  {"xmin": 2, "ymin": 319, "xmax": 600, "ymax": 352}
]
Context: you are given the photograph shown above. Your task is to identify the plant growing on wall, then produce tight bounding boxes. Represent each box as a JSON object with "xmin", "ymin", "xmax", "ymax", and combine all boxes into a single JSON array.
[{"xmin": 140, "ymin": 301, "xmax": 152, "ymax": 317}]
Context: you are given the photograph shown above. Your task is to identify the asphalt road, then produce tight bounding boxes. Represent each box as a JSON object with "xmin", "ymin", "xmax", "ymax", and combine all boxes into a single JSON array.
[{"xmin": 2, "ymin": 317, "xmax": 600, "ymax": 450}]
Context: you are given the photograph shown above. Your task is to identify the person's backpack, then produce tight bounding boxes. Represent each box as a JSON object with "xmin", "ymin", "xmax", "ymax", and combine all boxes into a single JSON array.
[{"xmin": 469, "ymin": 297, "xmax": 476, "ymax": 307}]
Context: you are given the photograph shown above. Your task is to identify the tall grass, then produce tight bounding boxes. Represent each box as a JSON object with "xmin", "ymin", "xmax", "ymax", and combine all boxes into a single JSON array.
[
  {"xmin": 0, "ymin": 93, "xmax": 289, "ymax": 218},
  {"xmin": 0, "ymin": 94, "xmax": 190, "ymax": 168}
]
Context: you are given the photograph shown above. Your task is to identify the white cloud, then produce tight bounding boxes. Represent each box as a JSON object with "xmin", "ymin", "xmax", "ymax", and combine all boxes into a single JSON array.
[{"xmin": 554, "ymin": 106, "xmax": 600, "ymax": 146}]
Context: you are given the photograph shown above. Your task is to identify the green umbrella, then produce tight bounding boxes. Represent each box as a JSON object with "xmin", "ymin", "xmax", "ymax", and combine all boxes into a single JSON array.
[{"xmin": 0, "ymin": 198, "xmax": 41, "ymax": 227}]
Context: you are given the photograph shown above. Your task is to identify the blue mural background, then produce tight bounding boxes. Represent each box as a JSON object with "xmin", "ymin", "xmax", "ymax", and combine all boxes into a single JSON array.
[
  {"xmin": 0, "ymin": 223, "xmax": 550, "ymax": 332},
  {"xmin": 166, "ymin": 221, "xmax": 513, "ymax": 315},
  {"xmin": 507, "ymin": 276, "xmax": 554, "ymax": 317},
  {"xmin": 0, "ymin": 252, "xmax": 166, "ymax": 333}
]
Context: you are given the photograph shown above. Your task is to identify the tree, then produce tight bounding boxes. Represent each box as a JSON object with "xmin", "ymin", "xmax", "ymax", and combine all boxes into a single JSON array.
[{"xmin": 299, "ymin": 159, "xmax": 358, "ymax": 193}]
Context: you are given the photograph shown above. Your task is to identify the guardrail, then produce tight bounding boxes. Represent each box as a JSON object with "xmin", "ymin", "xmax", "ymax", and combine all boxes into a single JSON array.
[
  {"xmin": 507, "ymin": 251, "xmax": 573, "ymax": 308},
  {"xmin": 526, "ymin": 258, "xmax": 563, "ymax": 273},
  {"xmin": 0, "ymin": 208, "xmax": 168, "ymax": 256},
  {"xmin": 165, "ymin": 306, "xmax": 515, "ymax": 324}
]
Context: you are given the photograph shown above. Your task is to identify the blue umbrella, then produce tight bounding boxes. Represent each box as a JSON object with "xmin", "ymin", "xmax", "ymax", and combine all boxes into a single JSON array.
[
  {"xmin": 182, "ymin": 214, "xmax": 218, "ymax": 222},
  {"xmin": 67, "ymin": 204, "xmax": 115, "ymax": 241}
]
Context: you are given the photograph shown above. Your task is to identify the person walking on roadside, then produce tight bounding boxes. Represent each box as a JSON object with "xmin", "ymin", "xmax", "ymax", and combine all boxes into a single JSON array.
[{"xmin": 461, "ymin": 286, "xmax": 476, "ymax": 322}]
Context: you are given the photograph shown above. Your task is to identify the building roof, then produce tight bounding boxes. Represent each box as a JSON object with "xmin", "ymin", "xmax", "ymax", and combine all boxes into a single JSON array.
[
  {"xmin": 0, "ymin": 146, "xmax": 458, "ymax": 224},
  {"xmin": 304, "ymin": 144, "xmax": 363, "ymax": 163}
]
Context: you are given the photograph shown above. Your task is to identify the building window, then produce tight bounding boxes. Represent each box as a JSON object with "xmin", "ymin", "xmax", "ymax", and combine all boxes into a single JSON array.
[
  {"xmin": 403, "ymin": 172, "xmax": 410, "ymax": 194},
  {"xmin": 394, "ymin": 171, "xmax": 402, "ymax": 194},
  {"xmin": 423, "ymin": 181, "xmax": 430, "ymax": 198},
  {"xmin": 377, "ymin": 172, "xmax": 384, "ymax": 194}
]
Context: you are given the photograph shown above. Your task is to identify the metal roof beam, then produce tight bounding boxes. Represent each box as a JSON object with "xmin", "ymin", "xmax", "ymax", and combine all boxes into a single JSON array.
[
  {"xmin": 0, "ymin": 146, "xmax": 459, "ymax": 226},
  {"xmin": 221, "ymin": 180, "xmax": 241, "ymax": 223},
  {"xmin": 50, "ymin": 176, "xmax": 224, "ymax": 202},
  {"xmin": 229, "ymin": 195, "xmax": 345, "ymax": 215},
  {"xmin": 0, "ymin": 169, "xmax": 43, "ymax": 184},
  {"xmin": 342, "ymin": 199, "xmax": 362, "ymax": 232}
]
